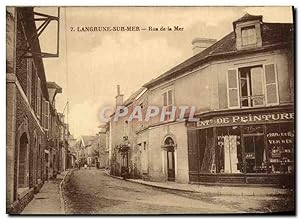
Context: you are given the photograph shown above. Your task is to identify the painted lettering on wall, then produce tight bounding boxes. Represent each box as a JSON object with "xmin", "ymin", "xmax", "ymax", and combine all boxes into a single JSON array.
[{"xmin": 196, "ymin": 112, "xmax": 294, "ymax": 128}]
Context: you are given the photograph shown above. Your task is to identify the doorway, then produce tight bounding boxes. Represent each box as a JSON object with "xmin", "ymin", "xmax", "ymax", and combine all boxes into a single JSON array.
[
  {"xmin": 164, "ymin": 137, "xmax": 175, "ymax": 181},
  {"xmin": 243, "ymin": 134, "xmax": 266, "ymax": 173},
  {"xmin": 18, "ymin": 133, "xmax": 29, "ymax": 189}
]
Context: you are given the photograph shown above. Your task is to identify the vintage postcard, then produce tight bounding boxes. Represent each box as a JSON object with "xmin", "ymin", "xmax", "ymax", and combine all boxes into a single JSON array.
[{"xmin": 6, "ymin": 6, "xmax": 295, "ymax": 215}]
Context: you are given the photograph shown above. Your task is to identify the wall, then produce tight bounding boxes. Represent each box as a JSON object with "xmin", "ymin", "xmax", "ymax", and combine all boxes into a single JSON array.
[
  {"xmin": 146, "ymin": 122, "xmax": 189, "ymax": 183},
  {"xmin": 214, "ymin": 49, "xmax": 293, "ymax": 110},
  {"xmin": 139, "ymin": 48, "xmax": 292, "ymax": 184}
]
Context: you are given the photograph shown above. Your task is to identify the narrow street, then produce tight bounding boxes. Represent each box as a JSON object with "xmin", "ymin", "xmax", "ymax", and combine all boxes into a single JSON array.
[{"xmin": 63, "ymin": 169, "xmax": 294, "ymax": 214}]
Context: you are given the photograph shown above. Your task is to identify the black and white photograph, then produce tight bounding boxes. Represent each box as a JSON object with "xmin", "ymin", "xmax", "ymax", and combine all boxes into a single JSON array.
[{"xmin": 5, "ymin": 6, "xmax": 295, "ymax": 215}]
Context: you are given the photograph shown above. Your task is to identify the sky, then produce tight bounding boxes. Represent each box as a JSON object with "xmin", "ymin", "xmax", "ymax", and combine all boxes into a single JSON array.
[{"xmin": 35, "ymin": 6, "xmax": 293, "ymax": 138}]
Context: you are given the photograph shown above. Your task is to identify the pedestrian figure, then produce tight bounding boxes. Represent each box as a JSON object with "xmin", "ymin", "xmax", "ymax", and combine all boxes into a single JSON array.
[{"xmin": 121, "ymin": 166, "xmax": 129, "ymax": 180}]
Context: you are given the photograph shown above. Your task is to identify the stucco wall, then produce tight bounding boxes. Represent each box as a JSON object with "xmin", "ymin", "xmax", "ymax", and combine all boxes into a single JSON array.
[
  {"xmin": 147, "ymin": 122, "xmax": 189, "ymax": 183},
  {"xmin": 213, "ymin": 49, "xmax": 293, "ymax": 110}
]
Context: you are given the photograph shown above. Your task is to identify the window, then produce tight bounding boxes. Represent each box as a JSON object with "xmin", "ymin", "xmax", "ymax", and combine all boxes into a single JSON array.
[
  {"xmin": 217, "ymin": 126, "xmax": 243, "ymax": 173},
  {"xmin": 42, "ymin": 99, "xmax": 50, "ymax": 130},
  {"xmin": 267, "ymin": 123, "xmax": 294, "ymax": 174},
  {"xmin": 163, "ymin": 90, "xmax": 173, "ymax": 106},
  {"xmin": 241, "ymin": 25, "xmax": 256, "ymax": 46},
  {"xmin": 26, "ymin": 59, "xmax": 32, "ymax": 104},
  {"xmin": 162, "ymin": 89, "xmax": 174, "ymax": 121},
  {"xmin": 239, "ymin": 66, "xmax": 264, "ymax": 107},
  {"xmin": 199, "ymin": 128, "xmax": 215, "ymax": 173},
  {"xmin": 31, "ymin": 63, "xmax": 37, "ymax": 108},
  {"xmin": 227, "ymin": 64, "xmax": 279, "ymax": 109}
]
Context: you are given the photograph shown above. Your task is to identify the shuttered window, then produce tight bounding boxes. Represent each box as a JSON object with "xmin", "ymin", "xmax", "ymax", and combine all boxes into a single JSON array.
[
  {"xmin": 26, "ymin": 59, "xmax": 32, "ymax": 105},
  {"xmin": 241, "ymin": 25, "xmax": 256, "ymax": 46},
  {"xmin": 163, "ymin": 90, "xmax": 173, "ymax": 106},
  {"xmin": 43, "ymin": 100, "xmax": 50, "ymax": 130},
  {"xmin": 264, "ymin": 64, "xmax": 279, "ymax": 105},
  {"xmin": 227, "ymin": 69, "xmax": 240, "ymax": 108},
  {"xmin": 37, "ymin": 78, "xmax": 41, "ymax": 119}
]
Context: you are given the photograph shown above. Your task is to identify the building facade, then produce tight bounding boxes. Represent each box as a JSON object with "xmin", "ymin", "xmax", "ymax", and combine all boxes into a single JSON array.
[
  {"xmin": 108, "ymin": 13, "xmax": 294, "ymax": 186},
  {"xmin": 6, "ymin": 7, "xmax": 70, "ymax": 213},
  {"xmin": 6, "ymin": 7, "xmax": 51, "ymax": 213}
]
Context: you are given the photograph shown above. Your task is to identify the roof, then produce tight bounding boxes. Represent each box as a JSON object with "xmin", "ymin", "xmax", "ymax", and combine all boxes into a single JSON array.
[
  {"xmin": 143, "ymin": 16, "xmax": 293, "ymax": 88},
  {"xmin": 19, "ymin": 7, "xmax": 49, "ymax": 100},
  {"xmin": 123, "ymin": 87, "xmax": 147, "ymax": 106},
  {"xmin": 81, "ymin": 135, "xmax": 97, "ymax": 147},
  {"xmin": 47, "ymin": 81, "xmax": 62, "ymax": 93},
  {"xmin": 233, "ymin": 13, "xmax": 262, "ymax": 27}
]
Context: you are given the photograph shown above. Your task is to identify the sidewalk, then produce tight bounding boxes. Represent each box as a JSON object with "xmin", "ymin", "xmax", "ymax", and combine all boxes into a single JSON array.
[
  {"xmin": 21, "ymin": 171, "xmax": 69, "ymax": 215},
  {"xmin": 104, "ymin": 170, "xmax": 291, "ymax": 196}
]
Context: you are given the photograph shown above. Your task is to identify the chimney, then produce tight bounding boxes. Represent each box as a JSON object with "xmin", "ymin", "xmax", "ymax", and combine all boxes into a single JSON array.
[
  {"xmin": 192, "ymin": 38, "xmax": 217, "ymax": 55},
  {"xmin": 116, "ymin": 85, "xmax": 124, "ymax": 106}
]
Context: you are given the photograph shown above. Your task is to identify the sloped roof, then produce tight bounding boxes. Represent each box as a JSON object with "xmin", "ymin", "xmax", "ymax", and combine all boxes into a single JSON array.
[
  {"xmin": 143, "ymin": 18, "xmax": 293, "ymax": 88},
  {"xmin": 19, "ymin": 7, "xmax": 49, "ymax": 100},
  {"xmin": 47, "ymin": 81, "xmax": 62, "ymax": 92},
  {"xmin": 81, "ymin": 135, "xmax": 97, "ymax": 147},
  {"xmin": 233, "ymin": 13, "xmax": 262, "ymax": 27},
  {"xmin": 123, "ymin": 87, "xmax": 147, "ymax": 106}
]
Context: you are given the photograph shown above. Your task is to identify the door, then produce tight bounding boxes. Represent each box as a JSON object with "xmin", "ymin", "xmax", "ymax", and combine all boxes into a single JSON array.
[
  {"xmin": 244, "ymin": 134, "xmax": 266, "ymax": 173},
  {"xmin": 167, "ymin": 148, "xmax": 175, "ymax": 181}
]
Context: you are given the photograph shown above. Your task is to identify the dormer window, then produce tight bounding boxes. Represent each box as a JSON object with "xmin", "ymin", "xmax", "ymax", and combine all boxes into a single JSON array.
[
  {"xmin": 233, "ymin": 13, "xmax": 263, "ymax": 50},
  {"xmin": 241, "ymin": 25, "xmax": 256, "ymax": 46}
]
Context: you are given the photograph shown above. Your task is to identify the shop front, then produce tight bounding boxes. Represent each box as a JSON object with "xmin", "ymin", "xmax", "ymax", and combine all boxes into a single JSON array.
[{"xmin": 187, "ymin": 106, "xmax": 294, "ymax": 186}]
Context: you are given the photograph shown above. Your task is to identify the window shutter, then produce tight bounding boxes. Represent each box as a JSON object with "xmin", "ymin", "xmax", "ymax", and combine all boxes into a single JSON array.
[
  {"xmin": 168, "ymin": 90, "xmax": 173, "ymax": 105},
  {"xmin": 163, "ymin": 92, "xmax": 167, "ymax": 106},
  {"xmin": 44, "ymin": 101, "xmax": 49, "ymax": 130},
  {"xmin": 264, "ymin": 64, "xmax": 279, "ymax": 105},
  {"xmin": 27, "ymin": 59, "xmax": 32, "ymax": 104},
  {"xmin": 41, "ymin": 98, "xmax": 44, "ymax": 127},
  {"xmin": 227, "ymin": 69, "xmax": 240, "ymax": 108},
  {"xmin": 250, "ymin": 66, "xmax": 264, "ymax": 106},
  {"xmin": 37, "ymin": 78, "xmax": 41, "ymax": 119}
]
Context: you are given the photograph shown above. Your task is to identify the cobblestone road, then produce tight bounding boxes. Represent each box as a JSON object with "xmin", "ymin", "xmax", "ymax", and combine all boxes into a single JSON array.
[{"xmin": 63, "ymin": 169, "xmax": 294, "ymax": 214}]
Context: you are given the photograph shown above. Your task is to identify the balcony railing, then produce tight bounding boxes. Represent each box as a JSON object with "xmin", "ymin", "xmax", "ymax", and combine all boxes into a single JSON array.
[{"xmin": 240, "ymin": 95, "xmax": 265, "ymax": 107}]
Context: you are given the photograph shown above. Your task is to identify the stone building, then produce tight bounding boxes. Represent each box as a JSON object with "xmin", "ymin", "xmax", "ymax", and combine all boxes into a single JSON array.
[
  {"xmin": 109, "ymin": 86, "xmax": 147, "ymax": 178},
  {"xmin": 7, "ymin": 7, "xmax": 48, "ymax": 213},
  {"xmin": 108, "ymin": 13, "xmax": 294, "ymax": 186},
  {"xmin": 6, "ymin": 7, "xmax": 67, "ymax": 213}
]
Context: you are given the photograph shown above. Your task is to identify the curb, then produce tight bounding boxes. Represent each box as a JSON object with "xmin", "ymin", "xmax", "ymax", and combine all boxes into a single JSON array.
[
  {"xmin": 104, "ymin": 170, "xmax": 291, "ymax": 196},
  {"xmin": 104, "ymin": 170, "xmax": 123, "ymax": 180},
  {"xmin": 59, "ymin": 169, "xmax": 73, "ymax": 214}
]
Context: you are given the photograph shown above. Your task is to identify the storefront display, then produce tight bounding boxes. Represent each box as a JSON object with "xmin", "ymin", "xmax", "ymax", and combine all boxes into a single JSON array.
[{"xmin": 187, "ymin": 107, "xmax": 294, "ymax": 185}]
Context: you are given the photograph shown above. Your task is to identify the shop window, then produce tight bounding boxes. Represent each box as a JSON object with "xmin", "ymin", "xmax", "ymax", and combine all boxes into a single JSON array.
[
  {"xmin": 266, "ymin": 123, "xmax": 294, "ymax": 174},
  {"xmin": 199, "ymin": 128, "xmax": 215, "ymax": 173},
  {"xmin": 216, "ymin": 126, "xmax": 243, "ymax": 173}
]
